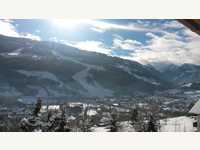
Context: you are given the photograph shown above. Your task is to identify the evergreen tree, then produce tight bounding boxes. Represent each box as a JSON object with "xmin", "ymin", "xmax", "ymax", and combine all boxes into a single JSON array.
[
  {"xmin": 110, "ymin": 111, "xmax": 118, "ymax": 132},
  {"xmin": 33, "ymin": 97, "xmax": 42, "ymax": 117},
  {"xmin": 130, "ymin": 108, "xmax": 138, "ymax": 126},
  {"xmin": 80, "ymin": 104, "xmax": 92, "ymax": 132},
  {"xmin": 147, "ymin": 114, "xmax": 157, "ymax": 132}
]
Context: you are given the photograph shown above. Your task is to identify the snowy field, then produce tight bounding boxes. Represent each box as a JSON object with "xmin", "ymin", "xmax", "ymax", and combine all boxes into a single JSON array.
[
  {"xmin": 91, "ymin": 121, "xmax": 135, "ymax": 132},
  {"xmin": 91, "ymin": 126, "xmax": 110, "ymax": 132},
  {"xmin": 160, "ymin": 116, "xmax": 196, "ymax": 132},
  {"xmin": 91, "ymin": 117, "xmax": 196, "ymax": 132}
]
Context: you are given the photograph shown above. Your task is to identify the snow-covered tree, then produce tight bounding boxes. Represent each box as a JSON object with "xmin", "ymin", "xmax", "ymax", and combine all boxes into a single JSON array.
[
  {"xmin": 33, "ymin": 97, "xmax": 42, "ymax": 117},
  {"xmin": 108, "ymin": 107, "xmax": 119, "ymax": 132},
  {"xmin": 130, "ymin": 108, "xmax": 139, "ymax": 126},
  {"xmin": 147, "ymin": 114, "xmax": 157, "ymax": 132},
  {"xmin": 79, "ymin": 104, "xmax": 93, "ymax": 132}
]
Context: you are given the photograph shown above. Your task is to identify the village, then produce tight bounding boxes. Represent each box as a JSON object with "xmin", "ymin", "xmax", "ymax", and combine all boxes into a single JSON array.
[{"xmin": 0, "ymin": 94, "xmax": 199, "ymax": 132}]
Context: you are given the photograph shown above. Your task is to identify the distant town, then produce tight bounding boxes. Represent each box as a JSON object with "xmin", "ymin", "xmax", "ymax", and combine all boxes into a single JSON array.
[{"xmin": 0, "ymin": 90, "xmax": 199, "ymax": 132}]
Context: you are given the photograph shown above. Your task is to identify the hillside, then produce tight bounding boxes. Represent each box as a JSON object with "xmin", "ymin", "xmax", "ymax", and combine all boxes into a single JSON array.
[{"xmin": 0, "ymin": 35, "xmax": 170, "ymax": 102}]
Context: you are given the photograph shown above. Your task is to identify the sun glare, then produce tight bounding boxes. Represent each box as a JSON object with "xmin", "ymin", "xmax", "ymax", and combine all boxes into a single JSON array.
[{"xmin": 51, "ymin": 19, "xmax": 90, "ymax": 29}]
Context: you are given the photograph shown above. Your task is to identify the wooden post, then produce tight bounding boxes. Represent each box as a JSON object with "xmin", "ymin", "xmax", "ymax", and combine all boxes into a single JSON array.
[{"xmin": 197, "ymin": 115, "xmax": 200, "ymax": 132}]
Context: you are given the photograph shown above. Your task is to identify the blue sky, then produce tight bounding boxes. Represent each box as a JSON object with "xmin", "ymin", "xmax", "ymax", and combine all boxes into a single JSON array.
[{"xmin": 0, "ymin": 19, "xmax": 200, "ymax": 66}]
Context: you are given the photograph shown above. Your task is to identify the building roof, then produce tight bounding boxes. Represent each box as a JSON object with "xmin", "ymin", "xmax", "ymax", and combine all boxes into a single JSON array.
[
  {"xmin": 189, "ymin": 100, "xmax": 200, "ymax": 114},
  {"xmin": 178, "ymin": 19, "xmax": 200, "ymax": 36}
]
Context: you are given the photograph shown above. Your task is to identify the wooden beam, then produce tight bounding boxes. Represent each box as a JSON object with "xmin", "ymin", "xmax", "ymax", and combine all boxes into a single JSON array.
[{"xmin": 178, "ymin": 19, "xmax": 200, "ymax": 36}]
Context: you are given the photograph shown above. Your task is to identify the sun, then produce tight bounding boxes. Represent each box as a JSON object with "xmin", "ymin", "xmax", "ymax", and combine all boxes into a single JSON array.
[{"xmin": 51, "ymin": 19, "xmax": 90, "ymax": 29}]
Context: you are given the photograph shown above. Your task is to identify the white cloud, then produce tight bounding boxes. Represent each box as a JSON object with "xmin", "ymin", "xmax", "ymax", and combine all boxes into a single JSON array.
[
  {"xmin": 62, "ymin": 34, "xmax": 142, "ymax": 56},
  {"xmin": 51, "ymin": 19, "xmax": 181, "ymax": 33},
  {"xmin": 2, "ymin": 19, "xmax": 200, "ymax": 67},
  {"xmin": 146, "ymin": 32, "xmax": 158, "ymax": 39},
  {"xmin": 182, "ymin": 28, "xmax": 200, "ymax": 40},
  {"xmin": 162, "ymin": 20, "xmax": 184, "ymax": 29},
  {"xmin": 145, "ymin": 32, "xmax": 185, "ymax": 51},
  {"xmin": 64, "ymin": 40, "xmax": 112, "ymax": 55},
  {"xmin": 90, "ymin": 27, "xmax": 105, "ymax": 33},
  {"xmin": 112, "ymin": 35, "xmax": 142, "ymax": 50},
  {"xmin": 123, "ymin": 29, "xmax": 200, "ymax": 66},
  {"xmin": 50, "ymin": 19, "xmax": 152, "ymax": 33},
  {"xmin": 35, "ymin": 29, "xmax": 41, "ymax": 33},
  {"xmin": 49, "ymin": 37, "xmax": 58, "ymax": 42},
  {"xmin": 0, "ymin": 19, "xmax": 41, "ymax": 41},
  {"xmin": 0, "ymin": 20, "xmax": 19, "ymax": 37},
  {"xmin": 20, "ymin": 33, "xmax": 41, "ymax": 41},
  {"xmin": 89, "ymin": 20, "xmax": 184, "ymax": 34},
  {"xmin": 87, "ymin": 20, "xmax": 160, "ymax": 33},
  {"xmin": 61, "ymin": 21, "xmax": 200, "ymax": 67}
]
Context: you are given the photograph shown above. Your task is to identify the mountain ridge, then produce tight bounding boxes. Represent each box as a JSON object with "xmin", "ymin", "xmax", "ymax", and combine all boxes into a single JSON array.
[{"xmin": 0, "ymin": 34, "xmax": 171, "ymax": 102}]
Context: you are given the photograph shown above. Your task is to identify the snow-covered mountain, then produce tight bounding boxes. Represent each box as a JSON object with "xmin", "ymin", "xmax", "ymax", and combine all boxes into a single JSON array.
[
  {"xmin": 0, "ymin": 35, "xmax": 170, "ymax": 102},
  {"xmin": 163, "ymin": 63, "xmax": 200, "ymax": 87}
]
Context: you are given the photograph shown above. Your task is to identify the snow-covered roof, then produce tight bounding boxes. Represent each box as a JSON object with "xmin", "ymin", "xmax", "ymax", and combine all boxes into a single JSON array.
[{"xmin": 189, "ymin": 100, "xmax": 200, "ymax": 114}]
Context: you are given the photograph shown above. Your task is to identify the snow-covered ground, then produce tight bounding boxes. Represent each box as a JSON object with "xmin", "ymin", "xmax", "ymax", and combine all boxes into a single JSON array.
[
  {"xmin": 182, "ymin": 83, "xmax": 192, "ymax": 87},
  {"xmin": 17, "ymin": 70, "xmax": 64, "ymax": 87},
  {"xmin": 133, "ymin": 74, "xmax": 160, "ymax": 85},
  {"xmin": 91, "ymin": 126, "xmax": 110, "ymax": 132},
  {"xmin": 160, "ymin": 116, "xmax": 196, "ymax": 132},
  {"xmin": 42, "ymin": 105, "xmax": 60, "ymax": 110},
  {"xmin": 119, "ymin": 121, "xmax": 135, "ymax": 132},
  {"xmin": 72, "ymin": 67, "xmax": 113, "ymax": 97},
  {"xmin": 117, "ymin": 64, "xmax": 132, "ymax": 75},
  {"xmin": 91, "ymin": 121, "xmax": 135, "ymax": 132},
  {"xmin": 116, "ymin": 64, "xmax": 160, "ymax": 86},
  {"xmin": 87, "ymin": 109, "xmax": 97, "ymax": 116},
  {"xmin": 0, "ymin": 48, "xmax": 24, "ymax": 57}
]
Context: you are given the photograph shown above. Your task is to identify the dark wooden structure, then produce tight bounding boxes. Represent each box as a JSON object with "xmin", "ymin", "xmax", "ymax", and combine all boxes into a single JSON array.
[{"xmin": 178, "ymin": 19, "xmax": 200, "ymax": 36}]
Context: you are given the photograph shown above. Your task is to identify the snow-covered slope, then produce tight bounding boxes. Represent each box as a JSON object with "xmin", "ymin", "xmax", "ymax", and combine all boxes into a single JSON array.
[
  {"xmin": 163, "ymin": 63, "xmax": 200, "ymax": 86},
  {"xmin": 73, "ymin": 67, "xmax": 113, "ymax": 97},
  {"xmin": 0, "ymin": 34, "xmax": 169, "ymax": 101}
]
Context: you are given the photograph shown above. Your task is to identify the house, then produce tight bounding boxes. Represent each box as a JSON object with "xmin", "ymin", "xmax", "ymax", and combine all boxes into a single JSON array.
[
  {"xmin": 189, "ymin": 99, "xmax": 200, "ymax": 131},
  {"xmin": 189, "ymin": 100, "xmax": 200, "ymax": 115}
]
